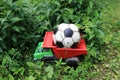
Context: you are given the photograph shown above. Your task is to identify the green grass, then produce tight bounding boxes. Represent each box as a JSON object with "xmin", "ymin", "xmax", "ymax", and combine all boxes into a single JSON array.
[{"xmin": 94, "ymin": 0, "xmax": 120, "ymax": 79}]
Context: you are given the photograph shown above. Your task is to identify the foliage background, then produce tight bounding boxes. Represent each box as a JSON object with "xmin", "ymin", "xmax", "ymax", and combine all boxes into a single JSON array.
[
  {"xmin": 1, "ymin": 0, "xmax": 119, "ymax": 80},
  {"xmin": 0, "ymin": 0, "xmax": 105, "ymax": 53}
]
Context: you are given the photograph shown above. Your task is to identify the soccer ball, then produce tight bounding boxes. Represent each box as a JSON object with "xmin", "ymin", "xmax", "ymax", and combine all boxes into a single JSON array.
[{"xmin": 53, "ymin": 23, "xmax": 81, "ymax": 48}]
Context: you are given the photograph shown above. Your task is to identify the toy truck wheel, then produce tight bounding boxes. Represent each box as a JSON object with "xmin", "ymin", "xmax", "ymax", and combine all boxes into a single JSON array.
[
  {"xmin": 42, "ymin": 56, "xmax": 56, "ymax": 61},
  {"xmin": 65, "ymin": 57, "xmax": 79, "ymax": 67}
]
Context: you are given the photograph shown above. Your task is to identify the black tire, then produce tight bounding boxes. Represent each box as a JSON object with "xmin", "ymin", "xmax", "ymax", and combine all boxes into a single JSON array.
[{"xmin": 65, "ymin": 57, "xmax": 79, "ymax": 68}]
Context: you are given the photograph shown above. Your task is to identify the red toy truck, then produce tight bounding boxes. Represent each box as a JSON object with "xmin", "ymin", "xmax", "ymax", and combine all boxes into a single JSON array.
[{"xmin": 34, "ymin": 32, "xmax": 87, "ymax": 65}]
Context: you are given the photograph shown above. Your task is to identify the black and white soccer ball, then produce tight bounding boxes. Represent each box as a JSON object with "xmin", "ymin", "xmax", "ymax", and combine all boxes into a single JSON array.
[{"xmin": 53, "ymin": 23, "xmax": 81, "ymax": 48}]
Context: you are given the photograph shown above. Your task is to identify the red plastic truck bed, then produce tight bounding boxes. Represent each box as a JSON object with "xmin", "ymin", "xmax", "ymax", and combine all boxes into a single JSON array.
[{"xmin": 43, "ymin": 32, "xmax": 87, "ymax": 59}]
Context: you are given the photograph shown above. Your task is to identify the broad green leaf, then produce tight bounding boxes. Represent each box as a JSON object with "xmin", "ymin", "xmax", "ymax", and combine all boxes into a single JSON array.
[
  {"xmin": 1, "ymin": 18, "xmax": 7, "ymax": 25},
  {"xmin": 84, "ymin": 20, "xmax": 95, "ymax": 28},
  {"xmin": 90, "ymin": 42, "xmax": 94, "ymax": 47},
  {"xmin": 56, "ymin": 15, "xmax": 61, "ymax": 21},
  {"xmin": 98, "ymin": 29, "xmax": 105, "ymax": 39},
  {"xmin": 1, "ymin": 42, "xmax": 6, "ymax": 50},
  {"xmin": 19, "ymin": 26, "xmax": 26, "ymax": 31},
  {"xmin": 89, "ymin": 34, "xmax": 95, "ymax": 40},
  {"xmin": 27, "ymin": 62, "xmax": 35, "ymax": 67},
  {"xmin": 18, "ymin": 67, "xmax": 25, "ymax": 75},
  {"xmin": 12, "ymin": 26, "xmax": 20, "ymax": 32},
  {"xmin": 90, "ymin": 47, "xmax": 97, "ymax": 57},
  {"xmin": 2, "ymin": 56, "xmax": 7, "ymax": 66},
  {"xmin": 25, "ymin": 76, "xmax": 35, "ymax": 80},
  {"xmin": 37, "ymin": 15, "xmax": 46, "ymax": 22},
  {"xmin": 8, "ymin": 74, "xmax": 14, "ymax": 80},
  {"xmin": 2, "ymin": 25, "xmax": 9, "ymax": 30},
  {"xmin": 104, "ymin": 34, "xmax": 113, "ymax": 44},
  {"xmin": 45, "ymin": 66, "xmax": 53, "ymax": 72},
  {"xmin": 75, "ymin": 24, "xmax": 82, "ymax": 29},
  {"xmin": 8, "ymin": 48, "xmax": 16, "ymax": 55},
  {"xmin": 0, "ymin": 37, "xmax": 3, "ymax": 41},
  {"xmin": 85, "ymin": 27, "xmax": 91, "ymax": 34},
  {"xmin": 45, "ymin": 66, "xmax": 54, "ymax": 79},
  {"xmin": 6, "ymin": 10, "xmax": 12, "ymax": 17},
  {"xmin": 0, "ymin": 77, "xmax": 4, "ymax": 80},
  {"xmin": 0, "ymin": 47, "xmax": 3, "ymax": 53},
  {"xmin": 68, "ymin": 0, "xmax": 72, "ymax": 4},
  {"xmin": 12, "ymin": 35, "xmax": 17, "ymax": 43},
  {"xmin": 10, "ymin": 17, "xmax": 23, "ymax": 23}
]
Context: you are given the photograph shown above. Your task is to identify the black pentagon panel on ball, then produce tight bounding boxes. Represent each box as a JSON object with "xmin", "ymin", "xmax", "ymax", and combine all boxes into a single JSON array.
[
  {"xmin": 64, "ymin": 28, "xmax": 73, "ymax": 37},
  {"xmin": 56, "ymin": 41, "xmax": 64, "ymax": 48},
  {"xmin": 53, "ymin": 27, "xmax": 58, "ymax": 34},
  {"xmin": 71, "ymin": 42, "xmax": 79, "ymax": 48}
]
